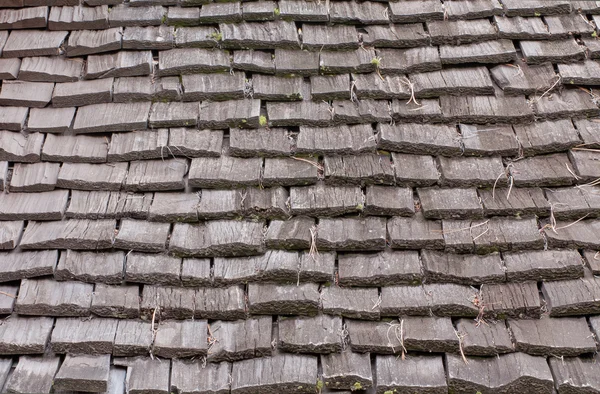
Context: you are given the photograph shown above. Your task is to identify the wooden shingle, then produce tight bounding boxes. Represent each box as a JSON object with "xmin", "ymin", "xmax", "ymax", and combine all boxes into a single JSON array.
[
  {"xmin": 317, "ymin": 217, "xmax": 387, "ymax": 251},
  {"xmin": 427, "ymin": 19, "xmax": 497, "ymax": 45},
  {"xmin": 168, "ymin": 128, "xmax": 223, "ymax": 158},
  {"xmin": 421, "ymin": 250, "xmax": 504, "ymax": 285},
  {"xmin": 0, "ymin": 190, "xmax": 68, "ymax": 220},
  {"xmin": 198, "ymin": 99, "xmax": 261, "ymax": 129},
  {"xmin": 440, "ymin": 40, "xmax": 516, "ymax": 64},
  {"xmin": 122, "ymin": 25, "xmax": 175, "ymax": 50},
  {"xmin": 207, "ymin": 317, "xmax": 271, "ymax": 362},
  {"xmin": 440, "ymin": 94, "xmax": 534, "ymax": 124},
  {"xmin": 510, "ymin": 153, "xmax": 575, "ymax": 187},
  {"xmin": 118, "ymin": 357, "xmax": 170, "ymax": 394},
  {"xmin": 91, "ymin": 283, "xmax": 140, "ymax": 318},
  {"xmin": 16, "ymin": 279, "xmax": 93, "ymax": 316},
  {"xmin": 194, "ymin": 286, "xmax": 246, "ymax": 320},
  {"xmin": 388, "ymin": 0, "xmax": 443, "ymax": 23},
  {"xmin": 544, "ymin": 219, "xmax": 600, "ymax": 249},
  {"xmin": 290, "ymin": 183, "xmax": 363, "ymax": 217},
  {"xmin": 274, "ymin": 48, "xmax": 318, "ymax": 75},
  {"xmin": 221, "ymin": 20, "xmax": 299, "ymax": 49},
  {"xmin": 182, "ymin": 72, "xmax": 245, "ymax": 101},
  {"xmin": 0, "ymin": 130, "xmax": 43, "ymax": 163},
  {"xmin": 19, "ymin": 56, "xmax": 82, "ymax": 82},
  {"xmin": 388, "ymin": 212, "xmax": 444, "ymax": 249},
  {"xmin": 324, "ymin": 154, "xmax": 394, "ymax": 186},
  {"xmin": 321, "ymin": 286, "xmax": 380, "ymax": 320},
  {"xmin": 267, "ymin": 100, "xmax": 333, "ymax": 127},
  {"xmin": 278, "ymin": 314, "xmax": 343, "ymax": 354},
  {"xmin": 444, "ymin": 0, "xmax": 503, "ymax": 19},
  {"xmin": 230, "ymin": 128, "xmax": 292, "ymax": 157},
  {"xmin": 438, "ymin": 156, "xmax": 505, "ymax": 188},
  {"xmin": 521, "ymin": 39, "xmax": 586, "ymax": 64},
  {"xmin": 455, "ymin": 318, "xmax": 514, "ymax": 355},
  {"xmin": 20, "ymin": 219, "xmax": 116, "ymax": 250},
  {"xmin": 51, "ymin": 317, "xmax": 118, "ymax": 353},
  {"xmin": 447, "ymin": 352, "xmax": 553, "ymax": 393},
  {"xmin": 248, "ymin": 283, "xmax": 320, "ymax": 315},
  {"xmin": 377, "ymin": 355, "xmax": 447, "ymax": 394},
  {"xmin": 481, "ymin": 281, "xmax": 541, "ymax": 318},
  {"xmin": 478, "ymin": 187, "xmax": 550, "ymax": 216},
  {"xmin": 503, "ymin": 249, "xmax": 584, "ymax": 282},
  {"xmin": 419, "ymin": 187, "xmax": 483, "ymax": 219},
  {"xmin": 266, "ymin": 216, "xmax": 314, "ymax": 249},
  {"xmin": 392, "ymin": 153, "xmax": 440, "ymax": 186},
  {"xmin": 495, "ymin": 15, "xmax": 550, "ymax": 39},
  {"xmin": 263, "ymin": 157, "xmax": 320, "ymax": 187},
  {"xmin": 379, "ymin": 123, "xmax": 461, "ymax": 156},
  {"xmin": 0, "ymin": 249, "xmax": 56, "ymax": 282},
  {"xmin": 492, "ymin": 61, "xmax": 557, "ymax": 97},
  {"xmin": 233, "ymin": 49, "xmax": 275, "ymax": 74},
  {"xmin": 2, "ymin": 30, "xmax": 67, "ymax": 57},
  {"xmin": 113, "ymin": 320, "xmax": 152, "ymax": 356},
  {"xmin": 27, "ymin": 106, "xmax": 75, "ymax": 133},
  {"xmin": 125, "ymin": 253, "xmax": 181, "ymax": 285},
  {"xmin": 158, "ymin": 47, "xmax": 229, "ymax": 75},
  {"xmin": 66, "ymin": 27, "xmax": 122, "ymax": 56},
  {"xmin": 0, "ymin": 80, "xmax": 53, "ymax": 108},
  {"xmin": 321, "ymin": 48, "xmax": 376, "ymax": 74},
  {"xmin": 378, "ymin": 47, "xmax": 441, "ymax": 75},
  {"xmin": 171, "ymin": 360, "xmax": 231, "ymax": 394},
  {"xmin": 302, "ymin": 24, "xmax": 356, "ymax": 50},
  {"xmin": 502, "ymin": 0, "xmax": 571, "ymax": 16},
  {"xmin": 124, "ymin": 159, "xmax": 187, "ymax": 192},
  {"xmin": 0, "ymin": 316, "xmax": 54, "ymax": 355},
  {"xmin": 57, "ymin": 162, "xmax": 128, "ymax": 190},
  {"xmin": 4, "ymin": 356, "xmax": 60, "ymax": 394},
  {"xmin": 549, "ymin": 357, "xmax": 600, "ymax": 394},
  {"xmin": 364, "ymin": 185, "xmax": 414, "ymax": 217},
  {"xmin": 321, "ymin": 351, "xmax": 372, "ymax": 391},
  {"xmin": 152, "ymin": 319, "xmax": 207, "ymax": 358},
  {"xmin": 545, "ymin": 187, "xmax": 600, "ymax": 220},
  {"xmin": 9, "ymin": 162, "xmax": 59, "ymax": 192},
  {"xmin": 86, "ymin": 50, "xmax": 153, "ymax": 79},
  {"xmin": 54, "ymin": 354, "xmax": 111, "ymax": 393},
  {"xmin": 73, "ymin": 102, "xmax": 151, "ymax": 134},
  {"xmin": 542, "ymin": 273, "xmax": 600, "ymax": 316},
  {"xmin": 0, "ymin": 220, "xmax": 22, "ymax": 250},
  {"xmin": 252, "ymin": 74, "xmax": 303, "ymax": 101},
  {"xmin": 0, "ymin": 6, "xmax": 48, "ymax": 29},
  {"xmin": 189, "ymin": 155, "xmax": 262, "ymax": 188},
  {"xmin": 361, "ymin": 23, "xmax": 429, "ymax": 48},
  {"xmin": 0, "ymin": 106, "xmax": 28, "ymax": 131}
]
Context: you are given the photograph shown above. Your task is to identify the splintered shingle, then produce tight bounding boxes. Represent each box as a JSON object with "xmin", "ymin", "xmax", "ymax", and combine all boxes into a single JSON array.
[
  {"xmin": 446, "ymin": 352, "xmax": 554, "ymax": 393},
  {"xmin": 321, "ymin": 351, "xmax": 372, "ymax": 391},
  {"xmin": 48, "ymin": 5, "xmax": 109, "ymax": 30},
  {"xmin": 388, "ymin": 0, "xmax": 444, "ymax": 23},
  {"xmin": 481, "ymin": 281, "xmax": 541, "ymax": 318},
  {"xmin": 0, "ymin": 106, "xmax": 28, "ymax": 131},
  {"xmin": 42, "ymin": 134, "xmax": 108, "ymax": 163},
  {"xmin": 170, "ymin": 220, "xmax": 265, "ymax": 257},
  {"xmin": 317, "ymin": 217, "xmax": 387, "ymax": 251},
  {"xmin": 549, "ymin": 357, "xmax": 600, "ymax": 394},
  {"xmin": 16, "ymin": 279, "xmax": 93, "ymax": 316},
  {"xmin": 229, "ymin": 128, "xmax": 292, "ymax": 157},
  {"xmin": 73, "ymin": 102, "xmax": 151, "ymax": 133},
  {"xmin": 107, "ymin": 130, "xmax": 168, "ymax": 162},
  {"xmin": 311, "ymin": 74, "xmax": 350, "ymax": 100},
  {"xmin": 158, "ymin": 48, "xmax": 230, "ymax": 75},
  {"xmin": 455, "ymin": 318, "xmax": 514, "ymax": 355},
  {"xmin": 427, "ymin": 19, "xmax": 498, "ymax": 45},
  {"xmin": 149, "ymin": 102, "xmax": 198, "ymax": 128},
  {"xmin": 278, "ymin": 314, "xmax": 342, "ymax": 354},
  {"xmin": 122, "ymin": 25, "xmax": 175, "ymax": 50},
  {"xmin": 2, "ymin": 30, "xmax": 67, "ymax": 57},
  {"xmin": 113, "ymin": 320, "xmax": 152, "ymax": 356},
  {"xmin": 0, "ymin": 221, "xmax": 22, "ymax": 250},
  {"xmin": 421, "ymin": 250, "xmax": 505, "ymax": 285},
  {"xmin": 439, "ymin": 40, "xmax": 516, "ymax": 64},
  {"xmin": 267, "ymin": 100, "xmax": 333, "ymax": 127},
  {"xmin": 19, "ymin": 56, "xmax": 82, "ymax": 82},
  {"xmin": 108, "ymin": 4, "xmax": 165, "ymax": 27},
  {"xmin": 193, "ymin": 286, "xmax": 246, "ymax": 320},
  {"xmin": 364, "ymin": 185, "xmax": 414, "ymax": 217},
  {"xmin": 438, "ymin": 156, "xmax": 505, "ymax": 187},
  {"xmin": 503, "ymin": 249, "xmax": 584, "ymax": 282},
  {"xmin": 377, "ymin": 355, "xmax": 447, "ymax": 394},
  {"xmin": 320, "ymin": 48, "xmax": 376, "ymax": 74},
  {"xmin": 207, "ymin": 317, "xmax": 271, "ymax": 362},
  {"xmin": 231, "ymin": 354, "xmax": 317, "ymax": 394},
  {"xmin": 242, "ymin": 186, "xmax": 289, "ymax": 220},
  {"xmin": 513, "ymin": 119, "xmax": 581, "ymax": 155},
  {"xmin": 302, "ymin": 24, "xmax": 357, "ymax": 50},
  {"xmin": 189, "ymin": 156, "xmax": 262, "ymax": 188},
  {"xmin": 0, "ymin": 80, "xmax": 53, "ymax": 108},
  {"xmin": 323, "ymin": 154, "xmax": 394, "ymax": 186},
  {"xmin": 510, "ymin": 153, "xmax": 575, "ymax": 187},
  {"xmin": 387, "ymin": 213, "xmax": 444, "ymax": 249},
  {"xmin": 290, "ymin": 183, "xmax": 363, "ymax": 217},
  {"xmin": 57, "ymin": 162, "xmax": 128, "ymax": 190},
  {"xmin": 4, "ymin": 356, "xmax": 60, "ymax": 394},
  {"xmin": 252, "ymin": 74, "xmax": 302, "ymax": 101},
  {"xmin": 53, "ymin": 354, "xmax": 111, "ymax": 393},
  {"xmin": 66, "ymin": 27, "xmax": 122, "ymax": 56},
  {"xmin": 20, "ymin": 219, "xmax": 115, "ymax": 250},
  {"xmin": 338, "ymin": 251, "xmax": 421, "ymax": 286},
  {"xmin": 114, "ymin": 220, "xmax": 170, "ymax": 252},
  {"xmin": 521, "ymin": 39, "xmax": 586, "ymax": 64},
  {"xmin": 543, "ymin": 273, "xmax": 600, "ymax": 316},
  {"xmin": 265, "ymin": 216, "xmax": 314, "ymax": 249},
  {"xmin": 361, "ymin": 23, "xmax": 429, "ymax": 48},
  {"xmin": 573, "ymin": 118, "xmax": 600, "ymax": 149},
  {"xmin": 66, "ymin": 190, "xmax": 152, "ymax": 220},
  {"xmin": 0, "ymin": 316, "xmax": 54, "ymax": 355},
  {"xmin": 381, "ymin": 283, "xmax": 479, "ymax": 316},
  {"xmin": 248, "ymin": 283, "xmax": 320, "ymax": 315},
  {"xmin": 0, "ymin": 6, "xmax": 48, "ymax": 29},
  {"xmin": 148, "ymin": 192, "xmax": 198, "ymax": 222},
  {"xmin": 418, "ymin": 187, "xmax": 483, "ymax": 219},
  {"xmin": 559, "ymin": 60, "xmax": 600, "ymax": 85},
  {"xmin": 0, "ymin": 249, "xmax": 58, "ymax": 282},
  {"xmin": 329, "ymin": 1, "xmax": 388, "ymax": 24},
  {"xmin": 321, "ymin": 286, "xmax": 380, "ymax": 320},
  {"xmin": 347, "ymin": 319, "xmax": 405, "ymax": 354},
  {"xmin": 378, "ymin": 123, "xmax": 461, "ymax": 155},
  {"xmin": 478, "ymin": 187, "xmax": 550, "ymax": 216},
  {"xmin": 58, "ymin": 249, "xmax": 118, "ymax": 284},
  {"xmin": 52, "ymin": 78, "xmax": 113, "ymax": 107},
  {"xmin": 86, "ymin": 51, "xmax": 153, "ymax": 79},
  {"xmin": 0, "ymin": 130, "xmax": 43, "ymax": 163},
  {"xmin": 440, "ymin": 94, "xmax": 534, "ymax": 124},
  {"xmin": 378, "ymin": 47, "xmax": 442, "ymax": 75},
  {"xmin": 171, "ymin": 360, "xmax": 231, "ymax": 394},
  {"xmin": 545, "ymin": 187, "xmax": 600, "ymax": 220},
  {"xmin": 508, "ymin": 317, "xmax": 596, "ymax": 356},
  {"xmin": 495, "ymin": 15, "xmax": 550, "ymax": 39},
  {"xmin": 140, "ymin": 285, "xmax": 195, "ymax": 320},
  {"xmin": 273, "ymin": 49, "xmax": 318, "ymax": 76},
  {"xmin": 198, "ymin": 99, "xmax": 261, "ymax": 129},
  {"xmin": 167, "ymin": 128, "xmax": 222, "ymax": 158},
  {"xmin": 569, "ymin": 150, "xmax": 600, "ymax": 181},
  {"xmin": 91, "ymin": 283, "xmax": 139, "ymax": 318},
  {"xmin": 153, "ymin": 319, "xmax": 207, "ymax": 359}
]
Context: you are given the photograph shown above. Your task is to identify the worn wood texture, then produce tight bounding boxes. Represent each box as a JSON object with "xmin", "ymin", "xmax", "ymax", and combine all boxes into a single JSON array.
[
  {"xmin": 125, "ymin": 253, "xmax": 181, "ymax": 285},
  {"xmin": 121, "ymin": 357, "xmax": 170, "ymax": 394},
  {"xmin": 113, "ymin": 320, "xmax": 152, "ymax": 356},
  {"xmin": 376, "ymin": 354, "xmax": 447, "ymax": 394},
  {"xmin": 115, "ymin": 219, "xmax": 170, "ymax": 252},
  {"xmin": 479, "ymin": 187, "xmax": 550, "ymax": 216},
  {"xmin": 510, "ymin": 153, "xmax": 575, "ymax": 187},
  {"xmin": 229, "ymin": 128, "xmax": 292, "ymax": 157},
  {"xmin": 248, "ymin": 283, "xmax": 319, "ymax": 315},
  {"xmin": 9, "ymin": 162, "xmax": 59, "ymax": 192},
  {"xmin": 321, "ymin": 351, "xmax": 372, "ymax": 391},
  {"xmin": 3, "ymin": 30, "xmax": 67, "ymax": 57},
  {"xmin": 455, "ymin": 318, "xmax": 514, "ymax": 356},
  {"xmin": 403, "ymin": 316, "xmax": 461, "ymax": 353},
  {"xmin": 171, "ymin": 360, "xmax": 231, "ymax": 394},
  {"xmin": 86, "ymin": 50, "xmax": 153, "ymax": 79},
  {"xmin": 444, "ymin": 0, "xmax": 503, "ymax": 19},
  {"xmin": 231, "ymin": 353, "xmax": 317, "ymax": 394},
  {"xmin": 503, "ymin": 249, "xmax": 584, "ymax": 282},
  {"xmin": 0, "ymin": 316, "xmax": 53, "ymax": 355},
  {"xmin": 317, "ymin": 217, "xmax": 386, "ymax": 251},
  {"xmin": 54, "ymin": 354, "xmax": 111, "ymax": 392},
  {"xmin": 428, "ymin": 19, "xmax": 497, "ymax": 45},
  {"xmin": 195, "ymin": 286, "xmax": 246, "ymax": 320},
  {"xmin": 213, "ymin": 250, "xmax": 299, "ymax": 285},
  {"xmin": 73, "ymin": 102, "xmax": 151, "ymax": 133},
  {"xmin": 418, "ymin": 187, "xmax": 483, "ymax": 219},
  {"xmin": 440, "ymin": 39, "xmax": 516, "ymax": 64},
  {"xmin": 521, "ymin": 38, "xmax": 586, "ymax": 64},
  {"xmin": 278, "ymin": 314, "xmax": 342, "ymax": 354},
  {"xmin": 16, "ymin": 278, "xmax": 93, "ymax": 316},
  {"xmin": 542, "ymin": 272, "xmax": 600, "ymax": 316},
  {"xmin": 91, "ymin": 283, "xmax": 140, "ymax": 318},
  {"xmin": 549, "ymin": 356, "xmax": 600, "ymax": 394},
  {"xmin": 27, "ymin": 106, "xmax": 75, "ymax": 133},
  {"xmin": 290, "ymin": 184, "xmax": 362, "ymax": 217},
  {"xmin": 389, "ymin": 0, "xmax": 443, "ymax": 23},
  {"xmin": 252, "ymin": 74, "xmax": 302, "ymax": 101},
  {"xmin": 153, "ymin": 319, "xmax": 207, "ymax": 358},
  {"xmin": 388, "ymin": 213, "xmax": 444, "ymax": 249},
  {"xmin": 55, "ymin": 249, "xmax": 123, "ymax": 284},
  {"xmin": 323, "ymin": 154, "xmax": 394, "ymax": 186},
  {"xmin": 140, "ymin": 285, "xmax": 195, "ymax": 319},
  {"xmin": 447, "ymin": 352, "xmax": 554, "ymax": 393},
  {"xmin": 43, "ymin": 134, "xmax": 108, "ymax": 163},
  {"xmin": 66, "ymin": 27, "xmax": 122, "ymax": 56},
  {"xmin": 234, "ymin": 49, "xmax": 276, "ymax": 74},
  {"xmin": 481, "ymin": 281, "xmax": 541, "ymax": 318},
  {"xmin": 338, "ymin": 250, "xmax": 422, "ymax": 286},
  {"xmin": 51, "ymin": 317, "xmax": 118, "ymax": 353},
  {"xmin": 170, "ymin": 220, "xmax": 265, "ymax": 257},
  {"xmin": 421, "ymin": 250, "xmax": 504, "ymax": 285},
  {"xmin": 509, "ymin": 317, "xmax": 596, "ymax": 356},
  {"xmin": 207, "ymin": 316, "xmax": 271, "ymax": 362},
  {"xmin": 4, "ymin": 356, "xmax": 60, "ymax": 394},
  {"xmin": 440, "ymin": 94, "xmax": 534, "ymax": 124},
  {"xmin": 321, "ymin": 286, "xmax": 380, "ymax": 320},
  {"xmin": 379, "ymin": 47, "xmax": 441, "ymax": 75},
  {"xmin": 381, "ymin": 283, "xmax": 479, "ymax": 317},
  {"xmin": 221, "ymin": 20, "xmax": 299, "ymax": 49},
  {"xmin": 20, "ymin": 219, "xmax": 116, "ymax": 250}
]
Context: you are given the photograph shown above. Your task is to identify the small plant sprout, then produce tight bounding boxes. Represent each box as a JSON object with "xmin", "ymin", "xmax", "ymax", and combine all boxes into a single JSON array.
[
  {"xmin": 274, "ymin": 7, "xmax": 280, "ymax": 16},
  {"xmin": 209, "ymin": 31, "xmax": 223, "ymax": 41},
  {"xmin": 259, "ymin": 115, "xmax": 268, "ymax": 127},
  {"xmin": 352, "ymin": 382, "xmax": 363, "ymax": 391},
  {"xmin": 371, "ymin": 56, "xmax": 384, "ymax": 81}
]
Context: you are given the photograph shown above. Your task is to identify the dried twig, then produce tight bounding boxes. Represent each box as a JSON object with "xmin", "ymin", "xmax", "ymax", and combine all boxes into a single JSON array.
[
  {"xmin": 309, "ymin": 225, "xmax": 319, "ymax": 262},
  {"xmin": 455, "ymin": 330, "xmax": 469, "ymax": 364}
]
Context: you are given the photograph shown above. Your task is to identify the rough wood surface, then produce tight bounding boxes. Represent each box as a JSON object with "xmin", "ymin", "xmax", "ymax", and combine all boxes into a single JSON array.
[
  {"xmin": 4, "ymin": 356, "xmax": 60, "ymax": 394},
  {"xmin": 514, "ymin": 119, "xmax": 581, "ymax": 155},
  {"xmin": 440, "ymin": 39, "xmax": 516, "ymax": 64},
  {"xmin": 20, "ymin": 219, "xmax": 116, "ymax": 250},
  {"xmin": 321, "ymin": 351, "xmax": 372, "ymax": 391},
  {"xmin": 510, "ymin": 153, "xmax": 575, "ymax": 187},
  {"xmin": 317, "ymin": 217, "xmax": 386, "ymax": 251},
  {"xmin": 9, "ymin": 162, "xmax": 60, "ymax": 192},
  {"xmin": 66, "ymin": 27, "xmax": 122, "ymax": 56},
  {"xmin": 321, "ymin": 286, "xmax": 380, "ymax": 320},
  {"xmin": 392, "ymin": 153, "xmax": 440, "ymax": 186},
  {"xmin": 153, "ymin": 319, "xmax": 207, "ymax": 358},
  {"xmin": 213, "ymin": 250, "xmax": 299, "ymax": 285},
  {"xmin": 27, "ymin": 106, "xmax": 75, "ymax": 133},
  {"xmin": 113, "ymin": 320, "xmax": 152, "ymax": 356},
  {"xmin": 290, "ymin": 184, "xmax": 362, "ymax": 217},
  {"xmin": 278, "ymin": 314, "xmax": 342, "ymax": 354},
  {"xmin": 388, "ymin": 213, "xmax": 444, "ymax": 249},
  {"xmin": 54, "ymin": 354, "xmax": 111, "ymax": 392},
  {"xmin": 207, "ymin": 317, "xmax": 271, "ymax": 362},
  {"xmin": 229, "ymin": 128, "xmax": 292, "ymax": 157},
  {"xmin": 427, "ymin": 19, "xmax": 497, "ymax": 45},
  {"xmin": 43, "ymin": 134, "xmax": 108, "ymax": 163},
  {"xmin": 379, "ymin": 47, "xmax": 441, "ymax": 75},
  {"xmin": 248, "ymin": 283, "xmax": 319, "ymax": 315},
  {"xmin": 438, "ymin": 156, "xmax": 506, "ymax": 188},
  {"xmin": 455, "ymin": 318, "xmax": 514, "ymax": 356},
  {"xmin": 479, "ymin": 187, "xmax": 550, "ymax": 216},
  {"xmin": 0, "ymin": 249, "xmax": 57, "ymax": 283},
  {"xmin": 491, "ymin": 59, "xmax": 557, "ymax": 96},
  {"xmin": 86, "ymin": 50, "xmax": 153, "ymax": 79},
  {"xmin": 418, "ymin": 187, "xmax": 483, "ymax": 219},
  {"xmin": 20, "ymin": 56, "xmax": 82, "ymax": 82},
  {"xmin": 91, "ymin": 283, "xmax": 140, "ymax": 319},
  {"xmin": 52, "ymin": 77, "xmax": 113, "ymax": 107},
  {"xmin": 521, "ymin": 38, "xmax": 586, "ymax": 64},
  {"xmin": 231, "ymin": 353, "xmax": 317, "ymax": 394},
  {"xmin": 125, "ymin": 253, "xmax": 181, "ymax": 285},
  {"xmin": 16, "ymin": 279, "xmax": 93, "ymax": 316},
  {"xmin": 0, "ymin": 316, "xmax": 54, "ymax": 355},
  {"xmin": 421, "ymin": 250, "xmax": 505, "ymax": 285},
  {"xmin": 195, "ymin": 286, "xmax": 246, "ymax": 320},
  {"xmin": 440, "ymin": 94, "xmax": 534, "ymax": 124},
  {"xmin": 549, "ymin": 356, "xmax": 600, "ymax": 394},
  {"xmin": 0, "ymin": 221, "xmax": 23, "ymax": 250},
  {"xmin": 376, "ymin": 354, "xmax": 447, "ymax": 394},
  {"xmin": 481, "ymin": 281, "xmax": 541, "ymax": 318},
  {"xmin": 234, "ymin": 49, "xmax": 276, "ymax": 74},
  {"xmin": 263, "ymin": 157, "xmax": 319, "ymax": 187},
  {"xmin": 51, "ymin": 317, "xmax": 118, "ymax": 353},
  {"xmin": 171, "ymin": 360, "xmax": 231, "ymax": 394},
  {"xmin": 389, "ymin": 0, "xmax": 443, "ymax": 23},
  {"xmin": 503, "ymin": 250, "xmax": 584, "ymax": 282},
  {"xmin": 338, "ymin": 250, "xmax": 422, "ymax": 286},
  {"xmin": 2, "ymin": 30, "xmax": 67, "ymax": 57},
  {"xmin": 542, "ymin": 273, "xmax": 600, "ymax": 316},
  {"xmin": 121, "ymin": 357, "xmax": 170, "ymax": 394},
  {"xmin": 73, "ymin": 102, "xmax": 151, "ymax": 133},
  {"xmin": 221, "ymin": 20, "xmax": 299, "ymax": 49},
  {"xmin": 447, "ymin": 352, "xmax": 554, "ymax": 393}
]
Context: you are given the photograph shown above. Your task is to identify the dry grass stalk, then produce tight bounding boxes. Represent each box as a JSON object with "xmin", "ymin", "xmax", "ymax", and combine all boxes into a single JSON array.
[
  {"xmin": 0, "ymin": 291, "xmax": 16, "ymax": 298},
  {"xmin": 309, "ymin": 225, "xmax": 319, "ymax": 262},
  {"xmin": 385, "ymin": 320, "xmax": 407, "ymax": 359},
  {"xmin": 399, "ymin": 76, "xmax": 420, "ymax": 106},
  {"xmin": 455, "ymin": 330, "xmax": 469, "ymax": 365}
]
